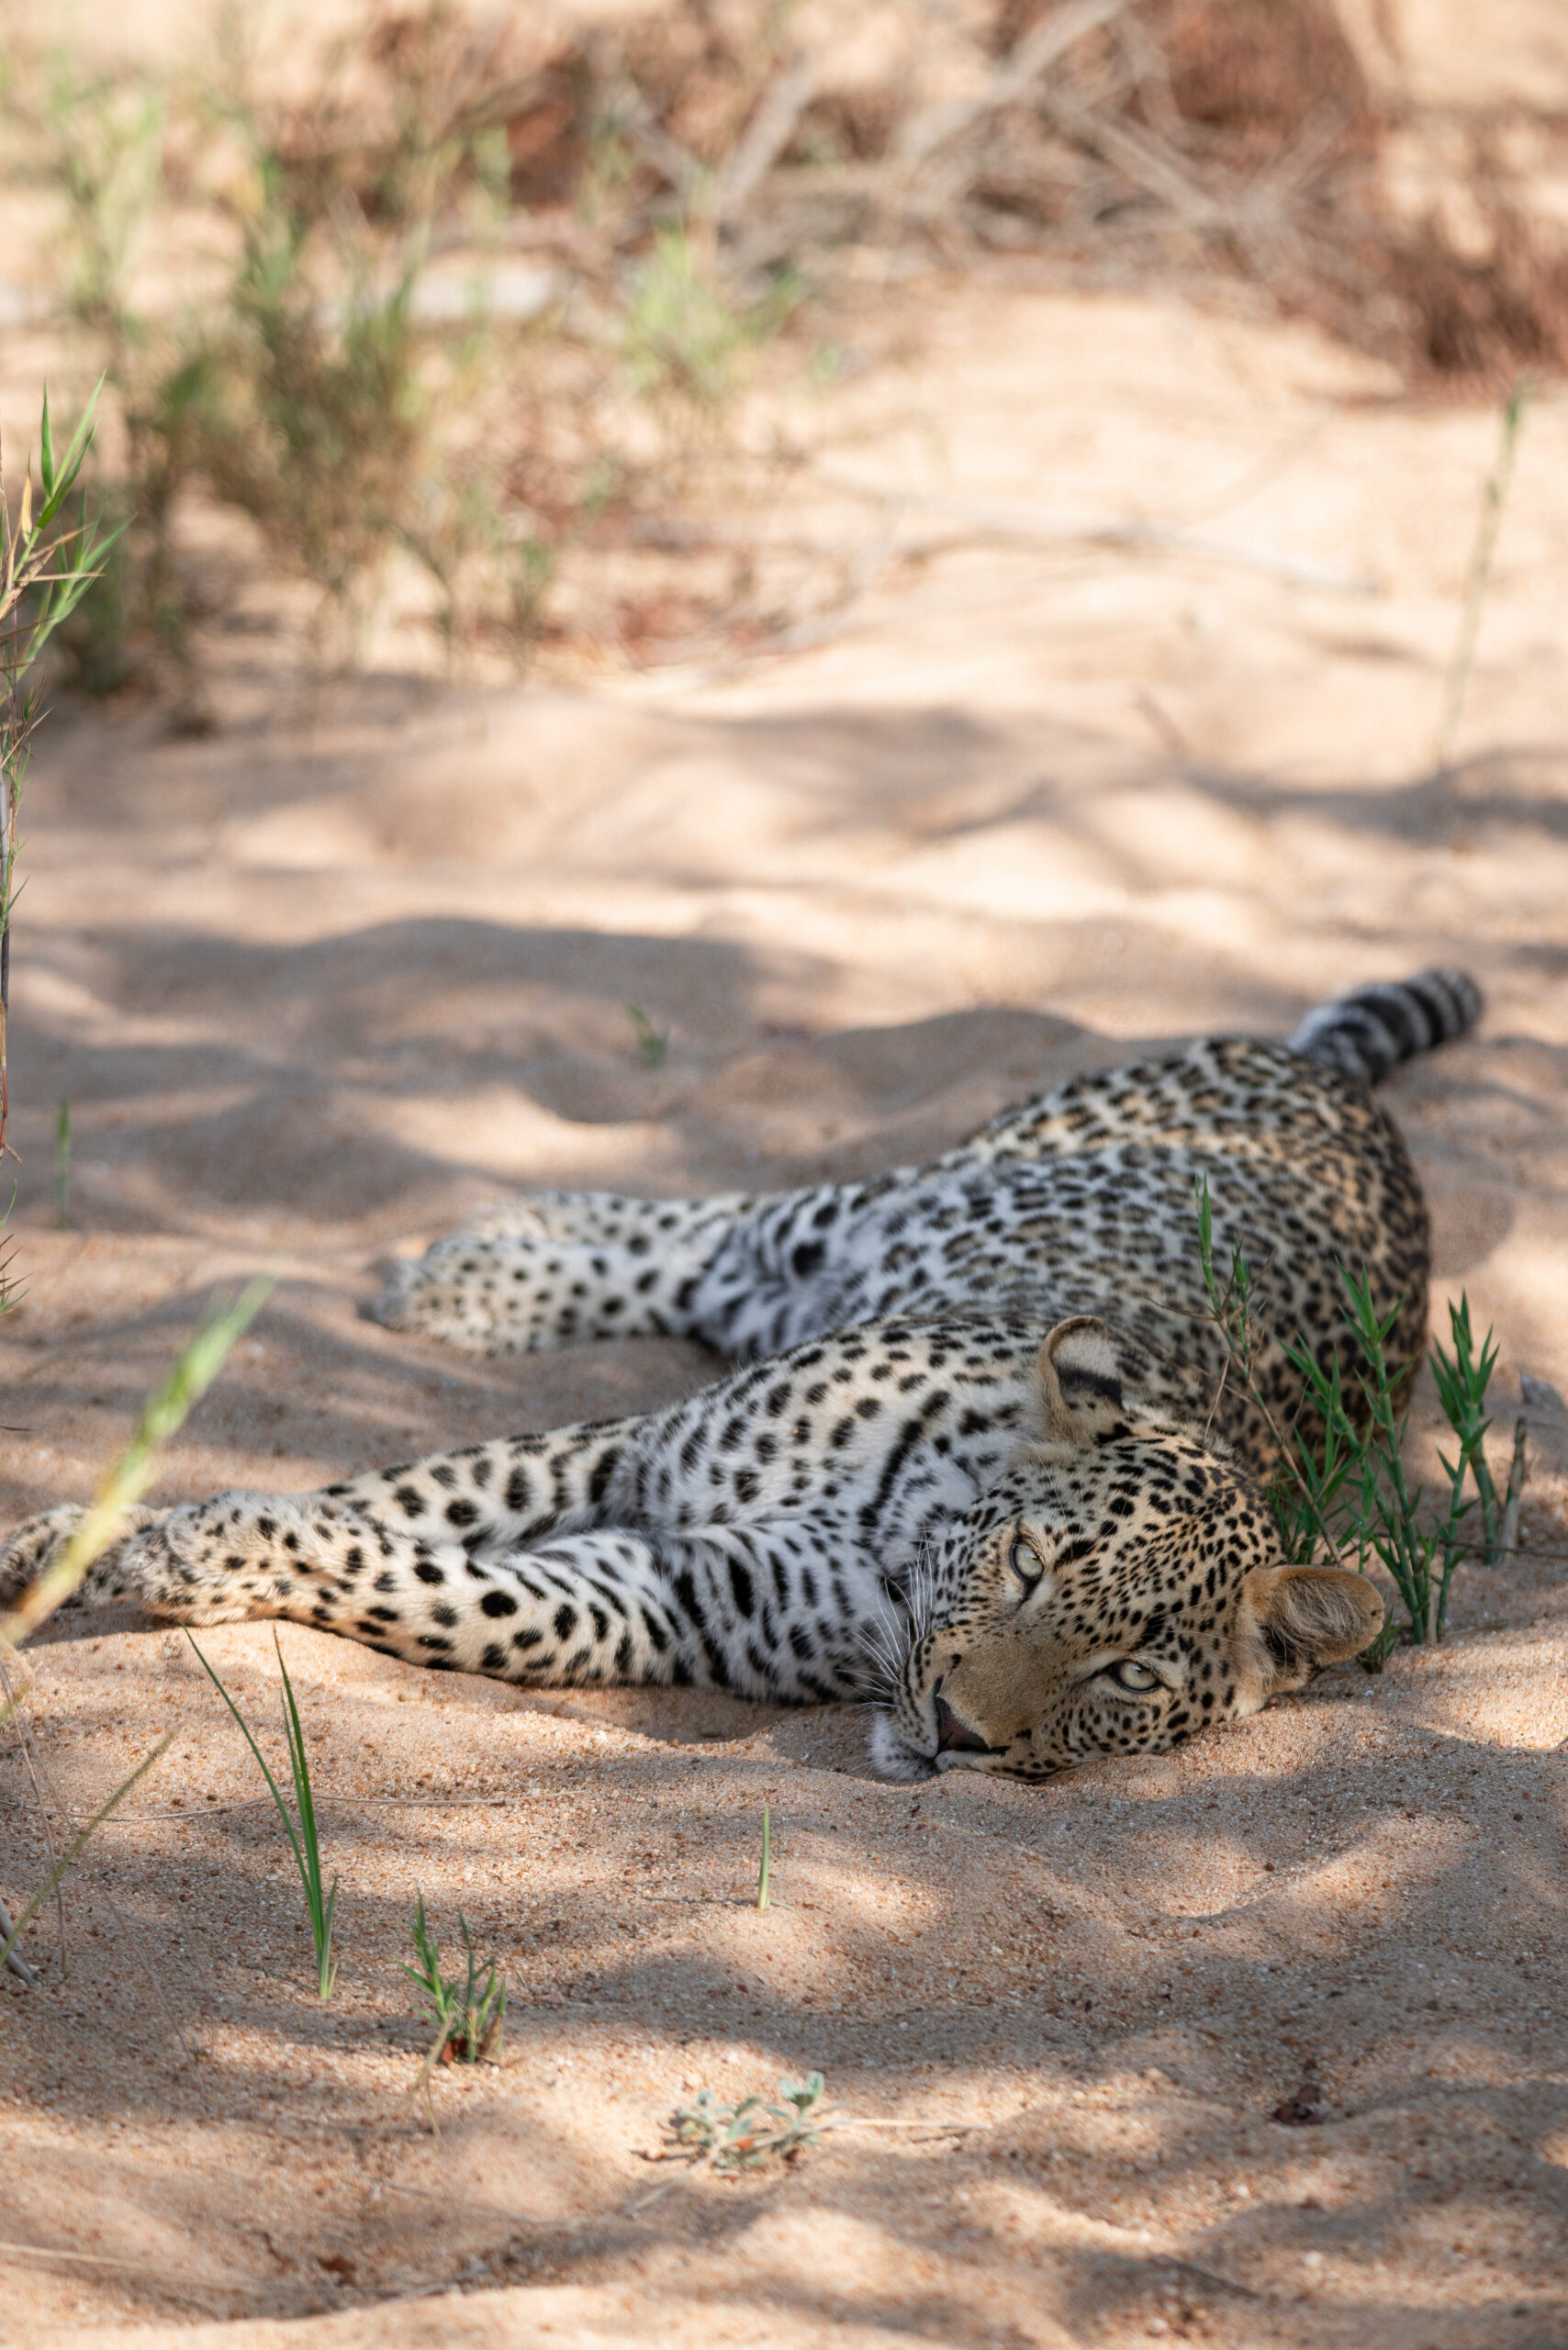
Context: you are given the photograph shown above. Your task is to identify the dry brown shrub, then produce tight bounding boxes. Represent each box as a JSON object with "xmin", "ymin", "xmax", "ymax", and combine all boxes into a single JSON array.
[
  {"xmin": 20, "ymin": 0, "xmax": 1568, "ymax": 692},
  {"xmin": 982, "ymin": 0, "xmax": 1568, "ymax": 390},
  {"xmin": 1152, "ymin": 0, "xmax": 1377, "ymax": 162}
]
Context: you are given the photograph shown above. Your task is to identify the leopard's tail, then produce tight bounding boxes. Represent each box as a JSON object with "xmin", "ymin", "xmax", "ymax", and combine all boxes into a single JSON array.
[{"xmin": 1287, "ymin": 968, "xmax": 1483, "ymax": 1086}]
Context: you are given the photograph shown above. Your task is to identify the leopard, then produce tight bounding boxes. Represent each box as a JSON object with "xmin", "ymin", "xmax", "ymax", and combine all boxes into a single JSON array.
[{"xmin": 0, "ymin": 968, "xmax": 1480, "ymax": 1782}]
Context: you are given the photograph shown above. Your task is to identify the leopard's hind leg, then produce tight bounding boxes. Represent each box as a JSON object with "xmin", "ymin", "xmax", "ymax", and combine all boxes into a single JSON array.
[{"xmin": 368, "ymin": 1187, "xmax": 756, "ymax": 1355}]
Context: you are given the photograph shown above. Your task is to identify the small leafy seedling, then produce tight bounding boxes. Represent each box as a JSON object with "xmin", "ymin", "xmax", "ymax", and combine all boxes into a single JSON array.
[
  {"xmin": 189, "ymin": 1630, "xmax": 338, "ymax": 1998},
  {"xmin": 673, "ymin": 2071, "xmax": 830, "ymax": 2171},
  {"xmin": 404, "ymin": 1893, "xmax": 506, "ymax": 2063},
  {"xmin": 627, "ymin": 1003, "xmax": 668, "ymax": 1070},
  {"xmin": 1429, "ymin": 1292, "xmax": 1527, "ymax": 1561}
]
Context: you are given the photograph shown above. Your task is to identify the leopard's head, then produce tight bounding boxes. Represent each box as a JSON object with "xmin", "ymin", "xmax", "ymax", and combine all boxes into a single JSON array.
[{"xmin": 871, "ymin": 1316, "xmax": 1381, "ymax": 1783}]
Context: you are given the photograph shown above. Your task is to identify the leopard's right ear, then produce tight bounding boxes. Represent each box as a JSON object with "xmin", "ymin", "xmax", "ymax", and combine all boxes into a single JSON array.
[
  {"xmin": 1033, "ymin": 1317, "xmax": 1129, "ymax": 1448},
  {"xmin": 1240, "ymin": 1564, "xmax": 1384, "ymax": 1692}
]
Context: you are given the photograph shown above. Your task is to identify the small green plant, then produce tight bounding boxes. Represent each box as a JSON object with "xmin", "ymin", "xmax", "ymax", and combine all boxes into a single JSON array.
[
  {"xmin": 756, "ymin": 1803, "xmax": 772, "ymax": 1910},
  {"xmin": 1428, "ymin": 1292, "xmax": 1527, "ymax": 1561},
  {"xmin": 627, "ymin": 1002, "xmax": 668, "ymax": 1069},
  {"xmin": 673, "ymin": 2071, "xmax": 830, "ymax": 2171},
  {"xmin": 622, "ymin": 228, "xmax": 805, "ymax": 411},
  {"xmin": 403, "ymin": 1893, "xmax": 506, "ymax": 2062},
  {"xmin": 622, "ymin": 228, "xmax": 743, "ymax": 408},
  {"xmin": 28, "ymin": 51, "xmax": 166, "ymax": 349},
  {"xmin": 1, "ymin": 385, "xmax": 126, "ymax": 1172},
  {"xmin": 1313, "ymin": 1270, "xmax": 1466, "ymax": 1652},
  {"xmin": 188, "ymin": 1629, "xmax": 339, "ymax": 1998},
  {"xmin": 182, "ymin": 205, "xmax": 428, "ymax": 621},
  {"xmin": 54, "ymin": 1096, "xmax": 70, "ymax": 1229},
  {"xmin": 1196, "ymin": 1179, "xmax": 1523, "ymax": 1658}
]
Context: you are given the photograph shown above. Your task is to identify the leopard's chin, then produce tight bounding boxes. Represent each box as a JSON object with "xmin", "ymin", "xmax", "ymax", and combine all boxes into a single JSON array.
[{"xmin": 868, "ymin": 1709, "xmax": 938, "ymax": 1780}]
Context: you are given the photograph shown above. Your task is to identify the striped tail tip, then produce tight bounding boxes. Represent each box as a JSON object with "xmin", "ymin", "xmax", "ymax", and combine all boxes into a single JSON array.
[{"xmin": 1287, "ymin": 968, "xmax": 1483, "ymax": 1086}]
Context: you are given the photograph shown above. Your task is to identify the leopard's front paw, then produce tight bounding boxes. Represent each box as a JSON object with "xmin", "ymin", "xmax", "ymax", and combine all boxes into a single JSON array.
[
  {"xmin": 0, "ymin": 1505, "xmax": 91, "ymax": 1606},
  {"xmin": 0, "ymin": 1502, "xmax": 166, "ymax": 1611},
  {"xmin": 364, "ymin": 1249, "xmax": 471, "ymax": 1343},
  {"xmin": 366, "ymin": 1235, "xmax": 534, "ymax": 1353}
]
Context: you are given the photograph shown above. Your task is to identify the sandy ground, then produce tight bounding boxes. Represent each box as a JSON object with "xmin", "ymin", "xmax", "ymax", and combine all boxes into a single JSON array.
[{"xmin": 6, "ymin": 271, "xmax": 1568, "ymax": 2350}]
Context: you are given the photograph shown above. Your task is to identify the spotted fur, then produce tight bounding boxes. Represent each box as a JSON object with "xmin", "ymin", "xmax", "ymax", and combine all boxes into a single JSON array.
[{"xmin": 0, "ymin": 971, "xmax": 1479, "ymax": 1780}]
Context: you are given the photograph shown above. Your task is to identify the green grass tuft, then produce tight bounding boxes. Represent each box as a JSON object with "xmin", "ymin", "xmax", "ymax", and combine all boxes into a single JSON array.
[
  {"xmin": 627, "ymin": 1003, "xmax": 669, "ymax": 1069},
  {"xmin": 403, "ymin": 1894, "xmax": 506, "ymax": 2062},
  {"xmin": 188, "ymin": 1630, "xmax": 339, "ymax": 1999},
  {"xmin": 1196, "ymin": 1175, "xmax": 1524, "ymax": 1658}
]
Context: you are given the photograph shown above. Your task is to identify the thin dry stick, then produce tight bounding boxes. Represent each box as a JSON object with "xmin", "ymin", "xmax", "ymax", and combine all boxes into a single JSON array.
[
  {"xmin": 1036, "ymin": 86, "xmax": 1225, "ymax": 233},
  {"xmin": 1434, "ymin": 376, "xmax": 1531, "ymax": 769},
  {"xmin": 891, "ymin": 0, "xmax": 1131, "ymax": 172},
  {"xmin": 0, "ymin": 2243, "xmax": 128, "ymax": 2265},
  {"xmin": 716, "ymin": 53, "xmax": 816, "ymax": 223},
  {"xmin": 812, "ymin": 475, "xmax": 1375, "ymax": 596},
  {"xmin": 1200, "ymin": 1350, "xmax": 1229, "ymax": 1448},
  {"xmin": 370, "ymin": 2021, "xmax": 455, "ymax": 2141},
  {"xmin": 819, "ymin": 2115, "xmax": 976, "ymax": 2134},
  {"xmin": 0, "ymin": 1732, "xmax": 173, "ymax": 1978},
  {"xmin": 0, "ymin": 1708, "xmax": 197, "ymax": 2052},
  {"xmin": 1498, "ymin": 1416, "xmax": 1529, "ymax": 1556},
  {"xmin": 0, "ymin": 1654, "xmax": 67, "ymax": 1973},
  {"xmin": 0, "ymin": 1888, "xmax": 39, "ymax": 1984}
]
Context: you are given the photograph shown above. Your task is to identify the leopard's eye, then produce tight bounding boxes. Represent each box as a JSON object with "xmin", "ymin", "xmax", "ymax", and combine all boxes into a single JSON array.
[
  {"xmin": 1110, "ymin": 1659, "xmax": 1159, "ymax": 1692},
  {"xmin": 1008, "ymin": 1537, "xmax": 1045, "ymax": 1586}
]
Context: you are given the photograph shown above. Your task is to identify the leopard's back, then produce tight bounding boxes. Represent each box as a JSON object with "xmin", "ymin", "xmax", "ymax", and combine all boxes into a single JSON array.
[{"xmin": 689, "ymin": 1037, "xmax": 1433, "ymax": 1477}]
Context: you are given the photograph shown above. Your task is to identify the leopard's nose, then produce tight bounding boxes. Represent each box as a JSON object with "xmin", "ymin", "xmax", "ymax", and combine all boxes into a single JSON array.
[{"xmin": 934, "ymin": 1695, "xmax": 991, "ymax": 1752}]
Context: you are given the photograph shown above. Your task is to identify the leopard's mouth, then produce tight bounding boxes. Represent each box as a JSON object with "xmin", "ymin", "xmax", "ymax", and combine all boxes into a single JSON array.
[{"xmin": 867, "ymin": 1708, "xmax": 939, "ymax": 1781}]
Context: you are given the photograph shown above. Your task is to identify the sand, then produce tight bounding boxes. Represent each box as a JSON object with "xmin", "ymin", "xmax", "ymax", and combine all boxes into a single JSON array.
[{"xmin": 5, "ymin": 263, "xmax": 1568, "ymax": 2347}]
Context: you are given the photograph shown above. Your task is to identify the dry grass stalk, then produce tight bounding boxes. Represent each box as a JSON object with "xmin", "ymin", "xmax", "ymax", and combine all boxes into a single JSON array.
[
  {"xmin": 1434, "ymin": 375, "xmax": 1532, "ymax": 769},
  {"xmin": 0, "ymin": 1734, "xmax": 174, "ymax": 1981}
]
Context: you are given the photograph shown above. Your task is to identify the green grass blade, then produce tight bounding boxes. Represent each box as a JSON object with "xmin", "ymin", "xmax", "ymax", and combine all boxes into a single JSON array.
[
  {"xmin": 275, "ymin": 1634, "xmax": 319, "ymax": 1863},
  {"xmin": 186, "ymin": 1633, "xmax": 308, "ymax": 1885},
  {"xmin": 318, "ymin": 1876, "xmax": 339, "ymax": 1997},
  {"xmin": 34, "ymin": 379, "xmax": 106, "ymax": 534},
  {"xmin": 273, "ymin": 1632, "xmax": 336, "ymax": 1994}
]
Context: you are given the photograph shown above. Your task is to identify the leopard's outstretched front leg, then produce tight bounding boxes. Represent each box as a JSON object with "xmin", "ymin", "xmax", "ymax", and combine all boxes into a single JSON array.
[
  {"xmin": 368, "ymin": 1187, "xmax": 758, "ymax": 1356},
  {"xmin": 58, "ymin": 1496, "xmax": 708, "ymax": 1683},
  {"xmin": 0, "ymin": 1477, "xmax": 870, "ymax": 1700},
  {"xmin": 0, "ymin": 1503, "xmax": 167, "ymax": 1615}
]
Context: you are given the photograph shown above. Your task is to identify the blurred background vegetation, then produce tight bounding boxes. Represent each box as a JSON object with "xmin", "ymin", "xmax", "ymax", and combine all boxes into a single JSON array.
[{"xmin": 2, "ymin": 0, "xmax": 1564, "ymax": 706}]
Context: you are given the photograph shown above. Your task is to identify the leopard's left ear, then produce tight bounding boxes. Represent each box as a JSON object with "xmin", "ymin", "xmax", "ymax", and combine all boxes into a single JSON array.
[
  {"xmin": 1034, "ymin": 1317, "xmax": 1128, "ymax": 1447},
  {"xmin": 1241, "ymin": 1564, "xmax": 1383, "ymax": 1690}
]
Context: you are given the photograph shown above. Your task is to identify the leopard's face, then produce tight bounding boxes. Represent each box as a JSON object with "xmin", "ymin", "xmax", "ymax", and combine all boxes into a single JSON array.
[{"xmin": 870, "ymin": 1318, "xmax": 1382, "ymax": 1785}]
